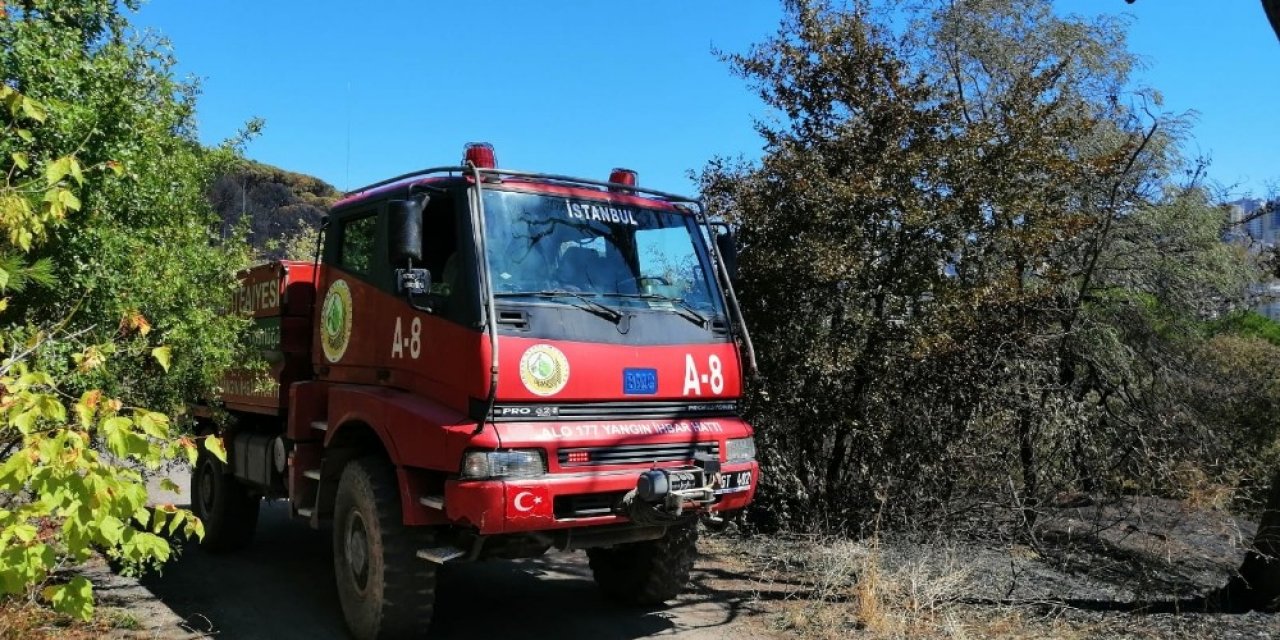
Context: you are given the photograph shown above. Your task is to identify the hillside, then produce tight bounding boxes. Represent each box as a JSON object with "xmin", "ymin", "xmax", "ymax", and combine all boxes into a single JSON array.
[{"xmin": 210, "ymin": 161, "xmax": 338, "ymax": 260}]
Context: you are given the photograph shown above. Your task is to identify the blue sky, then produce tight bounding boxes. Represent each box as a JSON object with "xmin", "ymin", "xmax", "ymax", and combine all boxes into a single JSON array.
[{"xmin": 132, "ymin": 1, "xmax": 1278, "ymax": 199}]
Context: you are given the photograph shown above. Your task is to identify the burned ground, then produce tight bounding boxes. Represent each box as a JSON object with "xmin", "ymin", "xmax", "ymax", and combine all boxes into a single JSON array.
[{"xmin": 128, "ymin": 469, "xmax": 1280, "ymax": 639}]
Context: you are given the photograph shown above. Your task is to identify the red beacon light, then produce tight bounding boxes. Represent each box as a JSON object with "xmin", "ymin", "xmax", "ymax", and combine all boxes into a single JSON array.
[
  {"xmin": 463, "ymin": 142, "xmax": 497, "ymax": 169},
  {"xmin": 608, "ymin": 168, "xmax": 638, "ymax": 193}
]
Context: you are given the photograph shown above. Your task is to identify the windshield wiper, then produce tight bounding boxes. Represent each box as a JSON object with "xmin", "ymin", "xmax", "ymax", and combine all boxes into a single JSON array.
[
  {"xmin": 495, "ymin": 290, "xmax": 623, "ymax": 324},
  {"xmin": 603, "ymin": 293, "xmax": 711, "ymax": 329}
]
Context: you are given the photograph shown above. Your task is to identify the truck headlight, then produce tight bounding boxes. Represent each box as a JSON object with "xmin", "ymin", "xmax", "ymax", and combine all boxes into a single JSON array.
[
  {"xmin": 460, "ymin": 450, "xmax": 546, "ymax": 479},
  {"xmin": 725, "ymin": 437, "xmax": 756, "ymax": 463}
]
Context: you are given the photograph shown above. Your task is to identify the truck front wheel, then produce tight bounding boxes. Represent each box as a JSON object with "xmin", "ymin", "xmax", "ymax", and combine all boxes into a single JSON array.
[
  {"xmin": 333, "ymin": 457, "xmax": 437, "ymax": 640},
  {"xmin": 191, "ymin": 448, "xmax": 259, "ymax": 551},
  {"xmin": 587, "ymin": 521, "xmax": 698, "ymax": 605}
]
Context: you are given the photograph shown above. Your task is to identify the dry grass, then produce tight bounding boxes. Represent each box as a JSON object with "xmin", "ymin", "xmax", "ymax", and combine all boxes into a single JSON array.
[
  {"xmin": 1171, "ymin": 463, "xmax": 1238, "ymax": 512},
  {"xmin": 0, "ymin": 599, "xmax": 96, "ymax": 640},
  {"xmin": 0, "ymin": 598, "xmax": 146, "ymax": 640},
  {"xmin": 737, "ymin": 536, "xmax": 1094, "ymax": 640}
]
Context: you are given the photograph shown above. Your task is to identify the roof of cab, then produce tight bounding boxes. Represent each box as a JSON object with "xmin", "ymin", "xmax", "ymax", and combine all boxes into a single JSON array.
[{"xmin": 331, "ymin": 174, "xmax": 689, "ymax": 214}]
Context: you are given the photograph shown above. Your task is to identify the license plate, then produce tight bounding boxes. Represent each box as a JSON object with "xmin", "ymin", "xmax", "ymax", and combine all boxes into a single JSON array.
[
  {"xmin": 666, "ymin": 468, "xmax": 704, "ymax": 492},
  {"xmin": 715, "ymin": 469, "xmax": 753, "ymax": 495},
  {"xmin": 623, "ymin": 368, "xmax": 658, "ymax": 395}
]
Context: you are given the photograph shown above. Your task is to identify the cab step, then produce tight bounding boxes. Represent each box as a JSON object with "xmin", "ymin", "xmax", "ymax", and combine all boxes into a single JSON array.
[
  {"xmin": 310, "ymin": 420, "xmax": 328, "ymax": 432},
  {"xmin": 296, "ymin": 507, "xmax": 314, "ymax": 518},
  {"xmin": 416, "ymin": 546, "xmax": 466, "ymax": 564},
  {"xmin": 303, "ymin": 469, "xmax": 321, "ymax": 481},
  {"xmin": 418, "ymin": 495, "xmax": 444, "ymax": 510}
]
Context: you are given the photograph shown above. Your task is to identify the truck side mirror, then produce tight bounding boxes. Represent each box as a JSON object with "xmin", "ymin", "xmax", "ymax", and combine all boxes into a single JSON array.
[
  {"xmin": 715, "ymin": 230, "xmax": 739, "ymax": 283},
  {"xmin": 388, "ymin": 196, "xmax": 426, "ymax": 264},
  {"xmin": 389, "ymin": 196, "xmax": 433, "ymax": 308}
]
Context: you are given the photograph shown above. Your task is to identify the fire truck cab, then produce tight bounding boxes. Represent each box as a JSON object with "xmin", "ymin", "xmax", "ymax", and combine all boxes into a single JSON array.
[{"xmin": 193, "ymin": 143, "xmax": 759, "ymax": 640}]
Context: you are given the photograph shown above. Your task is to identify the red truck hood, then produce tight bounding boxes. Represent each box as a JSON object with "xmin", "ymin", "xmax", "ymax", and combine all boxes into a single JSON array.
[{"xmin": 493, "ymin": 335, "xmax": 742, "ymax": 403}]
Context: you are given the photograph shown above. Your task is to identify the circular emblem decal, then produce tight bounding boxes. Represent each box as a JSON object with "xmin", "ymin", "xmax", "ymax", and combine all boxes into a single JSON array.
[
  {"xmin": 320, "ymin": 279, "xmax": 353, "ymax": 363},
  {"xmin": 519, "ymin": 344, "xmax": 570, "ymax": 397}
]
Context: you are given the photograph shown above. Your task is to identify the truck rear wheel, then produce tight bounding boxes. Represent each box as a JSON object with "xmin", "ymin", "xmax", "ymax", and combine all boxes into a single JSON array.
[
  {"xmin": 587, "ymin": 521, "xmax": 698, "ymax": 605},
  {"xmin": 191, "ymin": 448, "xmax": 259, "ymax": 551},
  {"xmin": 333, "ymin": 457, "xmax": 436, "ymax": 640}
]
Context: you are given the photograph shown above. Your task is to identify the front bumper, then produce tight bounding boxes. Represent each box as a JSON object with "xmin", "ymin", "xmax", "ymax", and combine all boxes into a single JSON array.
[{"xmin": 443, "ymin": 460, "xmax": 759, "ymax": 535}]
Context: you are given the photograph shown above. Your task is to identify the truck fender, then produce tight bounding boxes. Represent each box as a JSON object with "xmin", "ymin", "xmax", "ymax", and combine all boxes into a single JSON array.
[{"xmin": 322, "ymin": 385, "xmax": 501, "ymax": 525}]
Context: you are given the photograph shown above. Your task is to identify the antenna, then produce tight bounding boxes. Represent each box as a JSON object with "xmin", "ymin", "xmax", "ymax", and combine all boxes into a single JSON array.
[{"xmin": 344, "ymin": 81, "xmax": 352, "ymax": 191}]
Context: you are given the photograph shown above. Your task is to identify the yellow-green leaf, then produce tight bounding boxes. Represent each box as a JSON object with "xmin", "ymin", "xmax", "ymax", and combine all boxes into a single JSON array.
[
  {"xmin": 67, "ymin": 157, "xmax": 84, "ymax": 185},
  {"xmin": 150, "ymin": 509, "xmax": 167, "ymax": 534},
  {"xmin": 136, "ymin": 411, "xmax": 169, "ymax": 439},
  {"xmin": 20, "ymin": 97, "xmax": 46, "ymax": 123},
  {"xmin": 43, "ymin": 577, "xmax": 93, "ymax": 621},
  {"xmin": 12, "ymin": 523, "xmax": 37, "ymax": 544},
  {"xmin": 166, "ymin": 510, "xmax": 186, "ymax": 536},
  {"xmin": 12, "ymin": 411, "xmax": 37, "ymax": 435},
  {"xmin": 179, "ymin": 438, "xmax": 198, "ymax": 466},
  {"xmin": 101, "ymin": 416, "xmax": 131, "ymax": 437},
  {"xmin": 58, "ymin": 189, "xmax": 80, "ymax": 212},
  {"xmin": 151, "ymin": 346, "xmax": 171, "ymax": 372},
  {"xmin": 45, "ymin": 157, "xmax": 70, "ymax": 186},
  {"xmin": 74, "ymin": 402, "xmax": 94, "ymax": 428},
  {"xmin": 10, "ymin": 152, "xmax": 28, "ymax": 171},
  {"xmin": 98, "ymin": 515, "xmax": 125, "ymax": 546},
  {"xmin": 202, "ymin": 436, "xmax": 226, "ymax": 463},
  {"xmin": 187, "ymin": 516, "xmax": 205, "ymax": 541}
]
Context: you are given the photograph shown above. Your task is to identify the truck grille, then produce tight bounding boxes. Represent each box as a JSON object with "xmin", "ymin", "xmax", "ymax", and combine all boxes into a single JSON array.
[
  {"xmin": 553, "ymin": 491, "xmax": 628, "ymax": 518},
  {"xmin": 558, "ymin": 442, "xmax": 719, "ymax": 467}
]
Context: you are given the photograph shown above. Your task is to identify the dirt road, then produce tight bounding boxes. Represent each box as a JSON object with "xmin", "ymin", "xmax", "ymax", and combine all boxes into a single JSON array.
[{"xmin": 143, "ymin": 469, "xmax": 774, "ymax": 640}]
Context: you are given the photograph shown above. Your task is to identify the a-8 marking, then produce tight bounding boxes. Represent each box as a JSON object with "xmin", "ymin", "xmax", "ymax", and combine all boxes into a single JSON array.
[{"xmin": 391, "ymin": 316, "xmax": 421, "ymax": 359}]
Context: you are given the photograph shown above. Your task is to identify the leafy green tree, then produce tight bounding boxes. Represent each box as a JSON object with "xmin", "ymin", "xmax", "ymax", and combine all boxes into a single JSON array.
[
  {"xmin": 1, "ymin": 0, "xmax": 250, "ymax": 414},
  {"xmin": 0, "ymin": 0, "xmax": 246, "ymax": 619},
  {"xmin": 0, "ymin": 82, "xmax": 220, "ymax": 624}
]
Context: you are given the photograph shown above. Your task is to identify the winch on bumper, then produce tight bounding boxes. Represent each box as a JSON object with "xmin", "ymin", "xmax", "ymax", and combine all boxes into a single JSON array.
[
  {"xmin": 442, "ymin": 456, "xmax": 758, "ymax": 535},
  {"xmin": 624, "ymin": 454, "xmax": 723, "ymax": 523}
]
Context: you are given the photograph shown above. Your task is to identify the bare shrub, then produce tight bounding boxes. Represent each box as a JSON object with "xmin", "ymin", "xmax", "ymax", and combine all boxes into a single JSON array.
[{"xmin": 704, "ymin": 0, "xmax": 1276, "ymax": 550}]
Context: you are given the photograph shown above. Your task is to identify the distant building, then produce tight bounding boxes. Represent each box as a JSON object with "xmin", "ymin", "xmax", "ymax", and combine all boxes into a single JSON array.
[
  {"xmin": 1229, "ymin": 198, "xmax": 1278, "ymax": 246},
  {"xmin": 1258, "ymin": 282, "xmax": 1280, "ymax": 321},
  {"xmin": 1229, "ymin": 199, "xmax": 1280, "ymax": 321}
]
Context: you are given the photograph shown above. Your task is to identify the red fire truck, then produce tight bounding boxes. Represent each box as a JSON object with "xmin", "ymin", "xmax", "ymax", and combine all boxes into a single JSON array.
[{"xmin": 193, "ymin": 143, "xmax": 759, "ymax": 639}]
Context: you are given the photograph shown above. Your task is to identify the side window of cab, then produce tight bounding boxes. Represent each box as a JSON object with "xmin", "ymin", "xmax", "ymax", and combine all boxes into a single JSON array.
[
  {"xmin": 338, "ymin": 213, "xmax": 377, "ymax": 277},
  {"xmin": 421, "ymin": 195, "xmax": 458, "ymax": 300}
]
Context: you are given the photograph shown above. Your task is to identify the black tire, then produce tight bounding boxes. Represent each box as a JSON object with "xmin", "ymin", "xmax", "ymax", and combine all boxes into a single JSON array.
[
  {"xmin": 333, "ymin": 457, "xmax": 436, "ymax": 640},
  {"xmin": 587, "ymin": 522, "xmax": 698, "ymax": 605},
  {"xmin": 190, "ymin": 448, "xmax": 259, "ymax": 551}
]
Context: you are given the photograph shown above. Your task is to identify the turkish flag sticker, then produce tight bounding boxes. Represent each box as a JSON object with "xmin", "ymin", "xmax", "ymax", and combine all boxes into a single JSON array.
[{"xmin": 506, "ymin": 485, "xmax": 551, "ymax": 519}]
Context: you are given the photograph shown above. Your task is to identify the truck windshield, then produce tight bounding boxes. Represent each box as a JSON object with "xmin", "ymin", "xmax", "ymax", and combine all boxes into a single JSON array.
[{"xmin": 481, "ymin": 189, "xmax": 725, "ymax": 318}]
